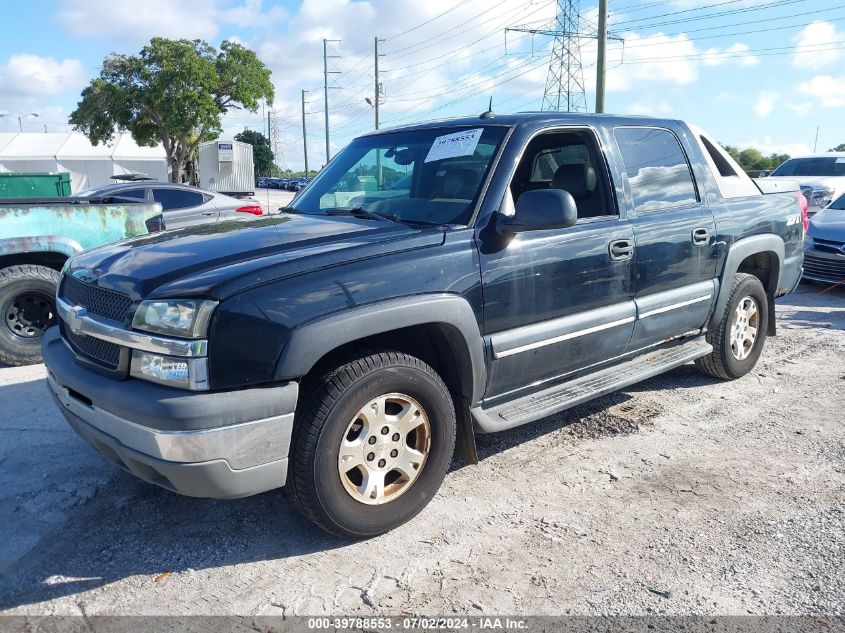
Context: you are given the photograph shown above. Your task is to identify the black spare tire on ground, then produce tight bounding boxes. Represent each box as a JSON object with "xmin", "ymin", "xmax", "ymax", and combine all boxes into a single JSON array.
[{"xmin": 0, "ymin": 265, "xmax": 60, "ymax": 366}]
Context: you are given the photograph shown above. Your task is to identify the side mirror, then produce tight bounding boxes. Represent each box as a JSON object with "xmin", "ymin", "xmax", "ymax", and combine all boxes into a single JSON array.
[{"xmin": 497, "ymin": 189, "xmax": 578, "ymax": 234}]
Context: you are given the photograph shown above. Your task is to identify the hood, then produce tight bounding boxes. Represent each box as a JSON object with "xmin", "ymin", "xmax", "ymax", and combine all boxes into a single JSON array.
[
  {"xmin": 65, "ymin": 214, "xmax": 445, "ymax": 300},
  {"xmin": 766, "ymin": 175, "xmax": 845, "ymax": 192},
  {"xmin": 808, "ymin": 207, "xmax": 845, "ymax": 243}
]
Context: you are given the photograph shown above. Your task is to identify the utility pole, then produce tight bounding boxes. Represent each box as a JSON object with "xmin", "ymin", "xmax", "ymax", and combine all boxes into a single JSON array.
[
  {"xmin": 813, "ymin": 126, "xmax": 820, "ymax": 153},
  {"xmin": 301, "ymin": 90, "xmax": 309, "ymax": 177},
  {"xmin": 374, "ymin": 36, "xmax": 382, "ymax": 130},
  {"xmin": 323, "ymin": 38, "xmax": 342, "ymax": 164},
  {"xmin": 595, "ymin": 0, "xmax": 608, "ymax": 113},
  {"xmin": 267, "ymin": 110, "xmax": 272, "ymax": 176}
]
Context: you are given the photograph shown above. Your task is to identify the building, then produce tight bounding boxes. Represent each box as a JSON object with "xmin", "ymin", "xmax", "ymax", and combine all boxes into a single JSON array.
[{"xmin": 0, "ymin": 132, "xmax": 167, "ymax": 193}]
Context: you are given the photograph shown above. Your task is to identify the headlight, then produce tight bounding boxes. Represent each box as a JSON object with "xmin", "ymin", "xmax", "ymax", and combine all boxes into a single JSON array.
[
  {"xmin": 809, "ymin": 188, "xmax": 835, "ymax": 208},
  {"xmin": 130, "ymin": 351, "xmax": 209, "ymax": 390},
  {"xmin": 131, "ymin": 299, "xmax": 217, "ymax": 338}
]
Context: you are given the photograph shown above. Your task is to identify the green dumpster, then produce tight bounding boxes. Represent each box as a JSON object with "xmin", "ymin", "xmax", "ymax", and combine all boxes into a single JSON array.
[{"xmin": 0, "ymin": 172, "xmax": 72, "ymax": 198}]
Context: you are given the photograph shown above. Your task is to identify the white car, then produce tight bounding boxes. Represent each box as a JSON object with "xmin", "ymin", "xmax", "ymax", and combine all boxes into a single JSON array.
[{"xmin": 764, "ymin": 153, "xmax": 845, "ymax": 216}]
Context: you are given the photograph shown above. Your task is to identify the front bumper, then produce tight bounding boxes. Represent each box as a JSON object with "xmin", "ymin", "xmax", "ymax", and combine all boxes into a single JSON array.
[{"xmin": 43, "ymin": 327, "xmax": 298, "ymax": 498}]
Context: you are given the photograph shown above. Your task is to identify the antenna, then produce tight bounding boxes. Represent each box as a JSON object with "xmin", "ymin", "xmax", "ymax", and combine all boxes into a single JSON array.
[{"xmin": 480, "ymin": 97, "xmax": 495, "ymax": 120}]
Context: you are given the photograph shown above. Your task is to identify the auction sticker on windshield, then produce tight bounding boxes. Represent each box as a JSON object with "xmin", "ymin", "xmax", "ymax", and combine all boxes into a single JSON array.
[{"xmin": 425, "ymin": 128, "xmax": 484, "ymax": 163}]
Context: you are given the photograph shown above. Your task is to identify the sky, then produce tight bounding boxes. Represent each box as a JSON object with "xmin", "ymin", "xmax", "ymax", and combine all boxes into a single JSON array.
[{"xmin": 1, "ymin": 0, "xmax": 844, "ymax": 170}]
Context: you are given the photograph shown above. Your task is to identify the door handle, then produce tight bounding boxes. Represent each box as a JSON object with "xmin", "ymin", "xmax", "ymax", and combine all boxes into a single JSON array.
[
  {"xmin": 692, "ymin": 227, "xmax": 710, "ymax": 246},
  {"xmin": 201, "ymin": 211, "xmax": 215, "ymax": 216},
  {"xmin": 609, "ymin": 239, "xmax": 634, "ymax": 261}
]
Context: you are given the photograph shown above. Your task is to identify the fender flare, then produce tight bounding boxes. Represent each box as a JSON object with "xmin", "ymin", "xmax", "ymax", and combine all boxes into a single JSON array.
[
  {"xmin": 274, "ymin": 293, "xmax": 487, "ymax": 406},
  {"xmin": 0, "ymin": 235, "xmax": 83, "ymax": 260},
  {"xmin": 710, "ymin": 233, "xmax": 784, "ymax": 332}
]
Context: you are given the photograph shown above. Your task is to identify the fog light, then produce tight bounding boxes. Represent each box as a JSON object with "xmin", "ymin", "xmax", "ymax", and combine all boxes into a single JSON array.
[{"xmin": 130, "ymin": 351, "xmax": 209, "ymax": 390}]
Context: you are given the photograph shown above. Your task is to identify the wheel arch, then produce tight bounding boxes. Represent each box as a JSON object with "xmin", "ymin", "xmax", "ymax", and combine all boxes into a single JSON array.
[
  {"xmin": 0, "ymin": 236, "xmax": 82, "ymax": 272},
  {"xmin": 275, "ymin": 294, "xmax": 487, "ymax": 407},
  {"xmin": 712, "ymin": 234, "xmax": 784, "ymax": 336}
]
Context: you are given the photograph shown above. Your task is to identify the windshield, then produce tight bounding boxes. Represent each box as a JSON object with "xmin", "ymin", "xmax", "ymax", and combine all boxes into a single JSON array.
[
  {"xmin": 770, "ymin": 157, "xmax": 845, "ymax": 177},
  {"xmin": 827, "ymin": 193, "xmax": 845, "ymax": 210},
  {"xmin": 290, "ymin": 125, "xmax": 508, "ymax": 225}
]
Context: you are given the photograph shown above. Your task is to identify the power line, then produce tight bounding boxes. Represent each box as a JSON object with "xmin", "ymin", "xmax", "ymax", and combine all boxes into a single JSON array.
[
  {"xmin": 612, "ymin": 0, "xmax": 807, "ymax": 30},
  {"xmin": 382, "ymin": 0, "xmax": 476, "ymax": 41}
]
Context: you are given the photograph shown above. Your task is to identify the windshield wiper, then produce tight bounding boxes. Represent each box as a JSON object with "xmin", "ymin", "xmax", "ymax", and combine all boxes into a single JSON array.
[
  {"xmin": 279, "ymin": 205, "xmax": 302, "ymax": 214},
  {"xmin": 325, "ymin": 207, "xmax": 398, "ymax": 223}
]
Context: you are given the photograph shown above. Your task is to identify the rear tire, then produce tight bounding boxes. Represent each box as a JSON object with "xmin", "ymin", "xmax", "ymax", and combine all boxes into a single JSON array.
[
  {"xmin": 288, "ymin": 351, "xmax": 456, "ymax": 538},
  {"xmin": 695, "ymin": 273, "xmax": 768, "ymax": 380},
  {"xmin": 0, "ymin": 265, "xmax": 60, "ymax": 366}
]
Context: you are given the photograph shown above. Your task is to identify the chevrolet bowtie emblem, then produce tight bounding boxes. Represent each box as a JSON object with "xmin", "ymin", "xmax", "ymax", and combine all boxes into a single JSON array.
[{"xmin": 67, "ymin": 305, "xmax": 88, "ymax": 335}]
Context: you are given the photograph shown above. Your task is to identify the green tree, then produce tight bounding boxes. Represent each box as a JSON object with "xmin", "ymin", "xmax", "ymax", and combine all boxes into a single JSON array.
[
  {"xmin": 235, "ymin": 130, "xmax": 274, "ymax": 178},
  {"xmin": 70, "ymin": 38, "xmax": 274, "ymax": 183},
  {"xmin": 828, "ymin": 143, "xmax": 845, "ymax": 152},
  {"xmin": 722, "ymin": 144, "xmax": 790, "ymax": 174}
]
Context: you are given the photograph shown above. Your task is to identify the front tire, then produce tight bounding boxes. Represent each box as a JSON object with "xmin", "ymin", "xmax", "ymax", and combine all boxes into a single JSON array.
[
  {"xmin": 695, "ymin": 273, "xmax": 768, "ymax": 380},
  {"xmin": 288, "ymin": 351, "xmax": 456, "ymax": 538},
  {"xmin": 0, "ymin": 265, "xmax": 60, "ymax": 366}
]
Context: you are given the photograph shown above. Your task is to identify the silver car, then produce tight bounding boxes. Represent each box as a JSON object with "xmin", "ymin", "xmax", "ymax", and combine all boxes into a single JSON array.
[{"xmin": 73, "ymin": 181, "xmax": 265, "ymax": 230}]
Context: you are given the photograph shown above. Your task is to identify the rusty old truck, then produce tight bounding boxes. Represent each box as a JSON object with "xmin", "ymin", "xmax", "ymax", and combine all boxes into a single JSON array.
[{"xmin": 0, "ymin": 197, "xmax": 163, "ymax": 365}]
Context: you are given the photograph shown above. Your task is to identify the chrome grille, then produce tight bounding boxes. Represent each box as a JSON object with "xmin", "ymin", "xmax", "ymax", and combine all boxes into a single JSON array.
[
  {"xmin": 61, "ymin": 275, "xmax": 132, "ymax": 324},
  {"xmin": 61, "ymin": 322, "xmax": 122, "ymax": 369}
]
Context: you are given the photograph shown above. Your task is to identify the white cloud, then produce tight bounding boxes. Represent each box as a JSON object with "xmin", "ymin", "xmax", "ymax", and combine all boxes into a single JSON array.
[
  {"xmin": 754, "ymin": 91, "xmax": 778, "ymax": 118},
  {"xmin": 701, "ymin": 43, "xmax": 759, "ymax": 67},
  {"xmin": 625, "ymin": 101, "xmax": 673, "ymax": 116},
  {"xmin": 0, "ymin": 54, "xmax": 85, "ymax": 100},
  {"xmin": 798, "ymin": 75, "xmax": 845, "ymax": 107},
  {"xmin": 787, "ymin": 102, "xmax": 813, "ymax": 118},
  {"xmin": 738, "ymin": 136, "xmax": 812, "ymax": 157},
  {"xmin": 57, "ymin": 0, "xmax": 285, "ymax": 45},
  {"xmin": 792, "ymin": 21, "xmax": 842, "ymax": 69}
]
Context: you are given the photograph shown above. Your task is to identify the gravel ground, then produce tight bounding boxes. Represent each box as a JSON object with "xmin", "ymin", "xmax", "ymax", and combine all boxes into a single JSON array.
[{"xmin": 0, "ymin": 283, "xmax": 843, "ymax": 616}]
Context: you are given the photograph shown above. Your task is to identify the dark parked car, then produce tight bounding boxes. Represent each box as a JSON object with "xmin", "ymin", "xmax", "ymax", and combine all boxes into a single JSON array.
[
  {"xmin": 43, "ymin": 113, "xmax": 803, "ymax": 538},
  {"xmin": 803, "ymin": 193, "xmax": 845, "ymax": 284},
  {"xmin": 74, "ymin": 181, "xmax": 264, "ymax": 229}
]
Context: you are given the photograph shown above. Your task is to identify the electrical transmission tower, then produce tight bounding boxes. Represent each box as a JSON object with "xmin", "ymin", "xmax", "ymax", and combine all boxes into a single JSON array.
[{"xmin": 507, "ymin": 0, "xmax": 587, "ymax": 112}]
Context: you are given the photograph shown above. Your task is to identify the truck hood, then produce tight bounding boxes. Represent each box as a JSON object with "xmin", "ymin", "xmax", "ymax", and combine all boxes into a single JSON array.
[
  {"xmin": 65, "ymin": 213, "xmax": 445, "ymax": 301},
  {"xmin": 808, "ymin": 207, "xmax": 845, "ymax": 242}
]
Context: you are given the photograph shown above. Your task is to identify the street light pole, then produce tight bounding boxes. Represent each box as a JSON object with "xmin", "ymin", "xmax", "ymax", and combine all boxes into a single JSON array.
[{"xmin": 0, "ymin": 112, "xmax": 39, "ymax": 132}]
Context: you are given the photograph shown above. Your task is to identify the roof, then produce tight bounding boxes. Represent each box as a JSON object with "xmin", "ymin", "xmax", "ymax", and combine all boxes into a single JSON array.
[
  {"xmin": 364, "ymin": 111, "xmax": 680, "ymax": 136},
  {"xmin": 0, "ymin": 132, "xmax": 165, "ymax": 160},
  {"xmin": 784, "ymin": 153, "xmax": 845, "ymax": 160}
]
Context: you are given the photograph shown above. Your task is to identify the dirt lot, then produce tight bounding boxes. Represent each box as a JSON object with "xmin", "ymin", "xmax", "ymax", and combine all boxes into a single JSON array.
[{"xmin": 1, "ymin": 283, "xmax": 843, "ymax": 616}]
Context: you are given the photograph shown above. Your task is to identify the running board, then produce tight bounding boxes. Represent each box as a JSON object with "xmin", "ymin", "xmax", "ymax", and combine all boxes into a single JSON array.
[{"xmin": 472, "ymin": 337, "xmax": 712, "ymax": 433}]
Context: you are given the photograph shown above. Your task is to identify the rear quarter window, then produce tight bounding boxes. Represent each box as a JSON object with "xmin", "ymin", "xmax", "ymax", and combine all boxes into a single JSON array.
[{"xmin": 613, "ymin": 127, "xmax": 698, "ymax": 213}]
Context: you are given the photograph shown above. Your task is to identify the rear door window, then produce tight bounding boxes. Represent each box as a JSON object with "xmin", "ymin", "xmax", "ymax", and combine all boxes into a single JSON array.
[
  {"xmin": 117, "ymin": 188, "xmax": 146, "ymax": 199},
  {"xmin": 613, "ymin": 127, "xmax": 698, "ymax": 213},
  {"xmin": 152, "ymin": 188, "xmax": 204, "ymax": 211}
]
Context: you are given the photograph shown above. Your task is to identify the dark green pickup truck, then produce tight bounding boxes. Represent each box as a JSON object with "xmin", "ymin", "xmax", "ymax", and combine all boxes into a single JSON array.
[{"xmin": 0, "ymin": 198, "xmax": 162, "ymax": 365}]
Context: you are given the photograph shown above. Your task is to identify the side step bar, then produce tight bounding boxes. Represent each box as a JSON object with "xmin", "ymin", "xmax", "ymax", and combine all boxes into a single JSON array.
[{"xmin": 471, "ymin": 337, "xmax": 712, "ymax": 433}]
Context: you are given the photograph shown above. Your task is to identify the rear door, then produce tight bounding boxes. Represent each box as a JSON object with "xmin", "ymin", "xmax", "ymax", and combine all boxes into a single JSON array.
[
  {"xmin": 613, "ymin": 126, "xmax": 719, "ymax": 351},
  {"xmin": 151, "ymin": 187, "xmax": 216, "ymax": 228}
]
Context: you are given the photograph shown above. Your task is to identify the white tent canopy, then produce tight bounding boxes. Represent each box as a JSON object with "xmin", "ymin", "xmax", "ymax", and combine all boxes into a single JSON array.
[{"xmin": 0, "ymin": 132, "xmax": 168, "ymax": 193}]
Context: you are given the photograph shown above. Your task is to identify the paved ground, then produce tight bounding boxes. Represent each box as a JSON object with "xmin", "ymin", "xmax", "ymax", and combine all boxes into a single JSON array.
[{"xmin": 1, "ymin": 283, "xmax": 843, "ymax": 616}]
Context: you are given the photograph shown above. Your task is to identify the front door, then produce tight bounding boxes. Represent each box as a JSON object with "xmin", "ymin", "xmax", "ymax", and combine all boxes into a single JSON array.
[
  {"xmin": 478, "ymin": 127, "xmax": 635, "ymax": 405},
  {"xmin": 612, "ymin": 126, "xmax": 719, "ymax": 351}
]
